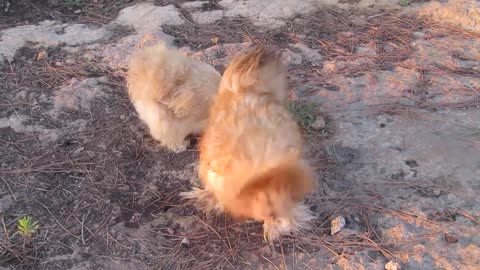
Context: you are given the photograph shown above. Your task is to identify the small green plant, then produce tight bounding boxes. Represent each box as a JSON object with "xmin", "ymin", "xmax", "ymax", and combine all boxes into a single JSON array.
[
  {"xmin": 399, "ymin": 0, "xmax": 412, "ymax": 7},
  {"xmin": 14, "ymin": 216, "xmax": 39, "ymax": 239},
  {"xmin": 287, "ymin": 101, "xmax": 317, "ymax": 130}
]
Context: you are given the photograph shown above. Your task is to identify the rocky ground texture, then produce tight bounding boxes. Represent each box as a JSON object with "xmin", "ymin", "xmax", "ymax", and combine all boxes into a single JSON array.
[{"xmin": 0, "ymin": 0, "xmax": 479, "ymax": 269}]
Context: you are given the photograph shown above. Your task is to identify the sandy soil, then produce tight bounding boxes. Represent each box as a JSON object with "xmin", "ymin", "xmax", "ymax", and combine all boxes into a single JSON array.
[{"xmin": 0, "ymin": 0, "xmax": 479, "ymax": 269}]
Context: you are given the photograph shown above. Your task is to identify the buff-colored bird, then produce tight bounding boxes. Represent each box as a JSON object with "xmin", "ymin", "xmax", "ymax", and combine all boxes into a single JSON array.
[
  {"xmin": 182, "ymin": 45, "xmax": 314, "ymax": 241},
  {"xmin": 127, "ymin": 44, "xmax": 221, "ymax": 152}
]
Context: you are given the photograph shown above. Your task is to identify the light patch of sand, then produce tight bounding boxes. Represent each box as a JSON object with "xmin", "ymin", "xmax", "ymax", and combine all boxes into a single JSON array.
[
  {"xmin": 418, "ymin": 0, "xmax": 480, "ymax": 32},
  {"xmin": 0, "ymin": 21, "xmax": 109, "ymax": 62}
]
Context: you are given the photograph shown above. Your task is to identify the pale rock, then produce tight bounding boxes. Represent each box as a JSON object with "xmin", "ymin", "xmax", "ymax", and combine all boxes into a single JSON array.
[
  {"xmin": 282, "ymin": 49, "xmax": 303, "ymax": 66},
  {"xmin": 36, "ymin": 50, "xmax": 48, "ymax": 60},
  {"xmin": 311, "ymin": 116, "xmax": 326, "ymax": 130},
  {"xmin": 291, "ymin": 43, "xmax": 322, "ymax": 63},
  {"xmin": 0, "ymin": 20, "xmax": 109, "ymax": 62},
  {"xmin": 181, "ymin": 237, "xmax": 190, "ymax": 247},
  {"xmin": 331, "ymin": 215, "xmax": 346, "ymax": 235},
  {"xmin": 385, "ymin": 260, "xmax": 401, "ymax": 270}
]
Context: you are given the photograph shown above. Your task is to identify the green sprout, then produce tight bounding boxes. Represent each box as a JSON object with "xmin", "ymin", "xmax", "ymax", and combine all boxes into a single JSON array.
[
  {"xmin": 399, "ymin": 0, "xmax": 412, "ymax": 7},
  {"xmin": 14, "ymin": 216, "xmax": 39, "ymax": 239},
  {"xmin": 287, "ymin": 101, "xmax": 317, "ymax": 130}
]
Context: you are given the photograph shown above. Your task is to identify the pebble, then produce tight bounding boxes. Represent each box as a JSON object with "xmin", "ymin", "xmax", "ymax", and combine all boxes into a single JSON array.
[
  {"xmin": 37, "ymin": 50, "xmax": 48, "ymax": 61},
  {"xmin": 283, "ymin": 50, "xmax": 303, "ymax": 66},
  {"xmin": 444, "ymin": 233, "xmax": 458, "ymax": 244},
  {"xmin": 311, "ymin": 116, "xmax": 326, "ymax": 130},
  {"xmin": 331, "ymin": 215, "xmax": 346, "ymax": 235},
  {"xmin": 413, "ymin": 31, "xmax": 425, "ymax": 39},
  {"xmin": 181, "ymin": 237, "xmax": 190, "ymax": 247},
  {"xmin": 385, "ymin": 260, "xmax": 401, "ymax": 270}
]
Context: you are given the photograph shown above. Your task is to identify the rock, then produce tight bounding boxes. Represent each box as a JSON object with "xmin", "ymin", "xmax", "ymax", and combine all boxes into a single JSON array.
[
  {"xmin": 337, "ymin": 215, "xmax": 363, "ymax": 237},
  {"xmin": 0, "ymin": 21, "xmax": 110, "ymax": 62},
  {"xmin": 311, "ymin": 116, "xmax": 326, "ymax": 130},
  {"xmin": 181, "ymin": 237, "xmax": 190, "ymax": 247},
  {"xmin": 37, "ymin": 50, "xmax": 48, "ymax": 60},
  {"xmin": 282, "ymin": 50, "xmax": 303, "ymax": 66},
  {"xmin": 444, "ymin": 233, "xmax": 458, "ymax": 244},
  {"xmin": 405, "ymin": 160, "xmax": 418, "ymax": 168},
  {"xmin": 291, "ymin": 43, "xmax": 322, "ymax": 63},
  {"xmin": 385, "ymin": 260, "xmax": 401, "ymax": 270},
  {"xmin": 413, "ymin": 31, "xmax": 425, "ymax": 39},
  {"xmin": 331, "ymin": 215, "xmax": 346, "ymax": 235}
]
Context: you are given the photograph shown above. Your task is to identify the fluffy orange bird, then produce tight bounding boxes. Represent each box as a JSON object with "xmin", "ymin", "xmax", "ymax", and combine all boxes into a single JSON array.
[{"xmin": 182, "ymin": 45, "xmax": 315, "ymax": 241}]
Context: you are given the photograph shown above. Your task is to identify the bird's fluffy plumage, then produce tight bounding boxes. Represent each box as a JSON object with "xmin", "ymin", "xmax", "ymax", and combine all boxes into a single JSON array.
[
  {"xmin": 182, "ymin": 45, "xmax": 314, "ymax": 241},
  {"xmin": 127, "ymin": 44, "xmax": 221, "ymax": 152}
]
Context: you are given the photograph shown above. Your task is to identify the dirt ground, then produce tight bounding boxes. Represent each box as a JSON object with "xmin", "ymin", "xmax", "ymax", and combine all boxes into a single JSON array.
[{"xmin": 0, "ymin": 0, "xmax": 479, "ymax": 269}]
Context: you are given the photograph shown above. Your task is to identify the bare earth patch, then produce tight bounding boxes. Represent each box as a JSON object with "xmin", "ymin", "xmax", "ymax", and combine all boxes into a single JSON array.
[{"xmin": 1, "ymin": 1, "xmax": 479, "ymax": 270}]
